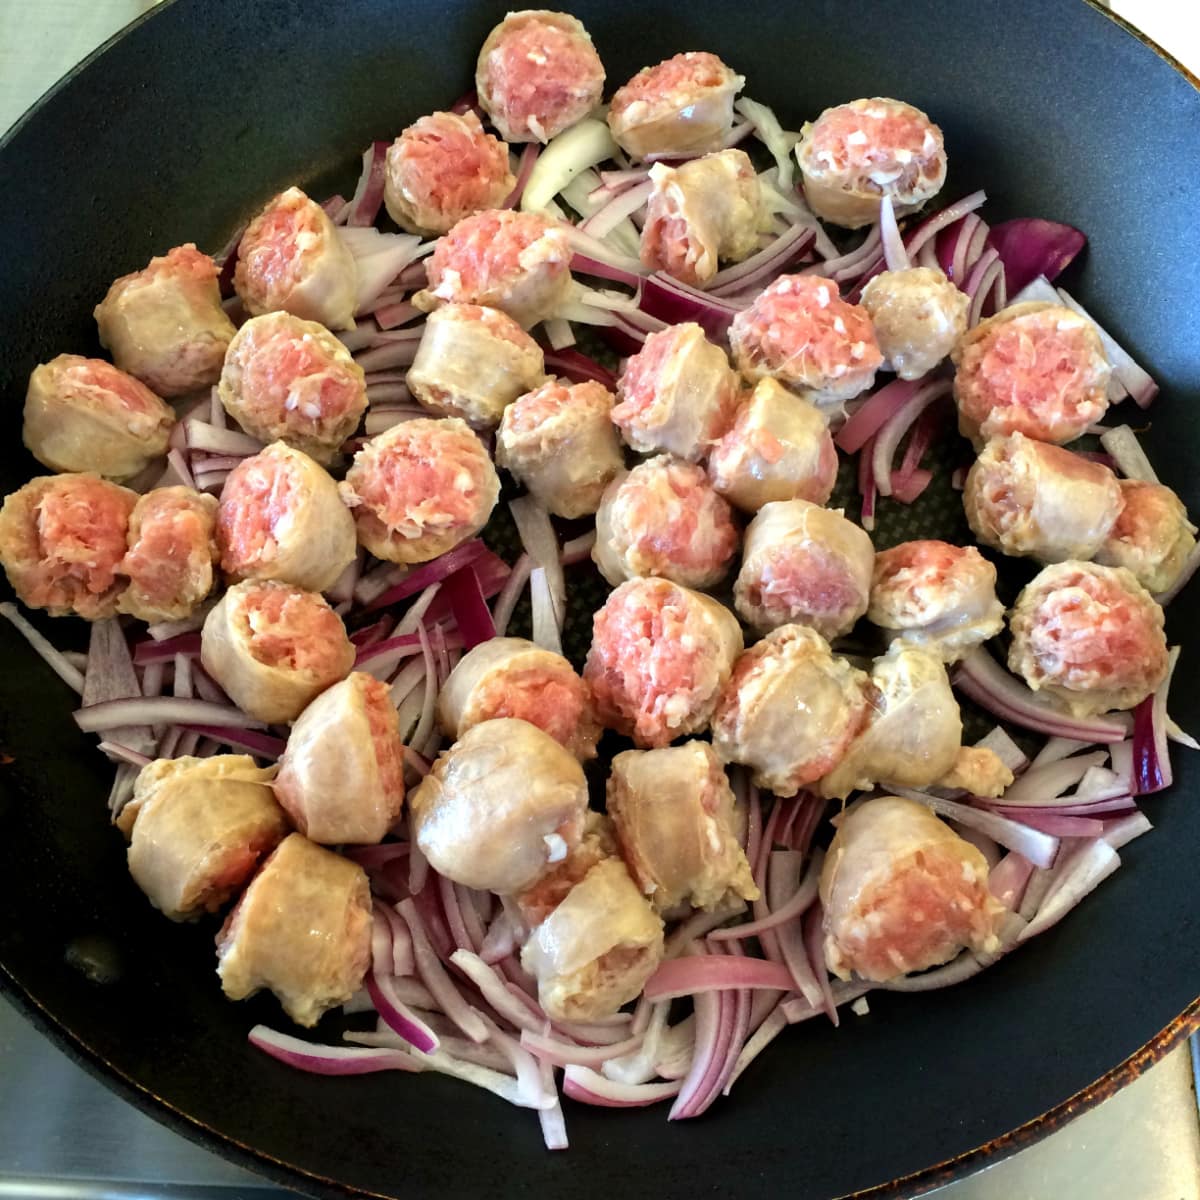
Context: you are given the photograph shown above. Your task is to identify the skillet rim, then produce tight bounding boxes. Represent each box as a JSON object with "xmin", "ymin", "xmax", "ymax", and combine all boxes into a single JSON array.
[{"xmin": 1, "ymin": 1, "xmax": 1198, "ymax": 1197}]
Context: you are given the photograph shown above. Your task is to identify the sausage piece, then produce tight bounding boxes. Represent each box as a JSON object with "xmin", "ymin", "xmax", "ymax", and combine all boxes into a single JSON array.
[
  {"xmin": 120, "ymin": 755, "xmax": 288, "ymax": 922},
  {"xmin": 216, "ymin": 833, "xmax": 372, "ymax": 1027},
  {"xmin": 23, "ymin": 355, "xmax": 174, "ymax": 479}
]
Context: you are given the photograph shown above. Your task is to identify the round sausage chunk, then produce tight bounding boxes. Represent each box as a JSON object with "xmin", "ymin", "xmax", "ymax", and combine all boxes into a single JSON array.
[
  {"xmin": 218, "ymin": 312, "xmax": 367, "ymax": 465},
  {"xmin": 819, "ymin": 643, "xmax": 962, "ymax": 800},
  {"xmin": 201, "ymin": 579, "xmax": 355, "ymax": 723},
  {"xmin": 217, "ymin": 442, "xmax": 356, "ymax": 592},
  {"xmin": 859, "ymin": 267, "xmax": 968, "ymax": 381},
  {"xmin": 0, "ymin": 474, "xmax": 136, "ymax": 619},
  {"xmin": 495, "ymin": 377, "xmax": 624, "ymax": 518},
  {"xmin": 729, "ymin": 274, "xmax": 882, "ymax": 410},
  {"xmin": 953, "ymin": 301, "xmax": 1111, "ymax": 446},
  {"xmin": 437, "ymin": 636, "xmax": 600, "ymax": 761},
  {"xmin": 1008, "ymin": 561, "xmax": 1169, "ymax": 717},
  {"xmin": 607, "ymin": 741, "xmax": 757, "ymax": 912},
  {"xmin": 384, "ymin": 110, "xmax": 516, "ymax": 235},
  {"xmin": 712, "ymin": 624, "xmax": 872, "ymax": 796},
  {"xmin": 608, "ymin": 51, "xmax": 744, "ymax": 161},
  {"xmin": 707, "ymin": 378, "xmax": 838, "ymax": 513},
  {"xmin": 611, "ymin": 322, "xmax": 739, "ymax": 461},
  {"xmin": 796, "ymin": 98, "xmax": 947, "ymax": 230},
  {"xmin": 593, "ymin": 455, "xmax": 738, "ymax": 589},
  {"xmin": 640, "ymin": 149, "xmax": 762, "ymax": 286},
  {"xmin": 1095, "ymin": 479, "xmax": 1197, "ymax": 596},
  {"xmin": 23, "ymin": 355, "xmax": 174, "ymax": 479},
  {"xmin": 515, "ymin": 811, "xmax": 617, "ymax": 928},
  {"xmin": 520, "ymin": 858, "xmax": 665, "ymax": 1021},
  {"xmin": 584, "ymin": 576, "xmax": 742, "ymax": 749},
  {"xmin": 475, "ymin": 10, "xmax": 606, "ymax": 144},
  {"xmin": 94, "ymin": 244, "xmax": 237, "ymax": 397},
  {"xmin": 217, "ymin": 833, "xmax": 372, "ymax": 1028},
  {"xmin": 118, "ymin": 486, "xmax": 219, "ymax": 624},
  {"xmin": 338, "ymin": 417, "xmax": 499, "ymax": 564},
  {"xmin": 868, "ymin": 539, "xmax": 1004, "ymax": 663},
  {"xmin": 734, "ymin": 499, "xmax": 874, "ymax": 637},
  {"xmin": 234, "ymin": 187, "xmax": 358, "ymax": 331},
  {"xmin": 120, "ymin": 755, "xmax": 288, "ymax": 923},
  {"xmin": 407, "ymin": 303, "xmax": 546, "ymax": 428},
  {"xmin": 274, "ymin": 672, "xmax": 405, "ymax": 845},
  {"xmin": 964, "ymin": 433, "xmax": 1123, "ymax": 564},
  {"xmin": 415, "ymin": 209, "xmax": 572, "ymax": 329},
  {"xmin": 819, "ymin": 795, "xmax": 1003, "ymax": 982},
  {"xmin": 410, "ymin": 717, "xmax": 590, "ymax": 894}
]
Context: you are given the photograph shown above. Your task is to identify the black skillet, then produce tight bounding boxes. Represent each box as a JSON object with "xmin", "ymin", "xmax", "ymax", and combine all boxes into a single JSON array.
[{"xmin": 1, "ymin": 1, "xmax": 1198, "ymax": 1197}]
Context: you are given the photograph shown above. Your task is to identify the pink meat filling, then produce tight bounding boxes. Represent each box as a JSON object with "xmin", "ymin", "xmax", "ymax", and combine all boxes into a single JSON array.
[
  {"xmin": 471, "ymin": 665, "xmax": 588, "ymax": 749},
  {"xmin": 585, "ymin": 586, "xmax": 706, "ymax": 745},
  {"xmin": 236, "ymin": 583, "xmax": 347, "ymax": 672},
  {"xmin": 217, "ymin": 454, "xmax": 299, "ymax": 575}
]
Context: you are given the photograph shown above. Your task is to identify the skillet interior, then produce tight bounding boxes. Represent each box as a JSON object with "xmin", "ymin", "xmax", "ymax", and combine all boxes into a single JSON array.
[{"xmin": 1, "ymin": 1, "xmax": 1198, "ymax": 1197}]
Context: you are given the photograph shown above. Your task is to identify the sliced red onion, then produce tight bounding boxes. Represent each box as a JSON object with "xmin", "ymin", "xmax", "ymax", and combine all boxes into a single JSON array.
[
  {"xmin": 363, "ymin": 540, "xmax": 486, "ymax": 612},
  {"xmin": 966, "ymin": 256, "xmax": 1005, "ymax": 328},
  {"xmin": 803, "ymin": 222, "xmax": 881, "ymax": 282},
  {"xmin": 664, "ymin": 905, "xmax": 746, "ymax": 962},
  {"xmin": 0, "ymin": 602, "xmax": 84, "ymax": 693},
  {"xmin": 871, "ymin": 380, "xmax": 951, "ymax": 497},
  {"xmin": 580, "ymin": 179, "xmax": 653, "ymax": 239},
  {"xmin": 436, "ymin": 874, "xmax": 477, "ymax": 954},
  {"xmin": 163, "ymin": 448, "xmax": 196, "ymax": 490},
  {"xmin": 991, "ymin": 809, "xmax": 1106, "ymax": 837},
  {"xmin": 449, "ymin": 950, "xmax": 544, "ymax": 1034},
  {"xmin": 667, "ymin": 952, "xmax": 729, "ymax": 1120},
  {"xmin": 878, "ymin": 195, "xmax": 909, "ymax": 272},
  {"xmin": 643, "ymin": 954, "xmax": 795, "ymax": 1002},
  {"xmin": 529, "ymin": 568, "xmax": 563, "ymax": 656},
  {"xmin": 542, "ymin": 349, "xmax": 616, "ymax": 389},
  {"xmin": 366, "ymin": 971, "xmax": 440, "ymax": 1054},
  {"xmin": 1019, "ymin": 839, "xmax": 1121, "ymax": 941},
  {"xmin": 398, "ymin": 899, "xmax": 488, "ymax": 1043},
  {"xmin": 177, "ymin": 724, "xmax": 285, "ymax": 760},
  {"xmin": 1104, "ymin": 811, "xmax": 1153, "ymax": 850},
  {"xmin": 707, "ymin": 222, "xmax": 815, "ymax": 297},
  {"xmin": 801, "ymin": 904, "xmax": 840, "ymax": 1025},
  {"xmin": 520, "ymin": 1028, "xmax": 646, "ymax": 1069},
  {"xmin": 346, "ymin": 141, "xmax": 389, "ymax": 228},
  {"xmin": 904, "ymin": 190, "xmax": 988, "ymax": 260},
  {"xmin": 1030, "ymin": 735, "xmax": 1094, "ymax": 769},
  {"xmin": 82, "ymin": 620, "xmax": 154, "ymax": 754},
  {"xmin": 442, "ymin": 566, "xmax": 497, "ymax": 650},
  {"xmin": 409, "ymin": 624, "xmax": 439, "ymax": 759},
  {"xmin": 503, "ymin": 143, "xmax": 541, "ymax": 209},
  {"xmin": 537, "ymin": 1060, "xmax": 568, "ymax": 1150},
  {"xmin": 857, "ymin": 435, "xmax": 877, "ymax": 531},
  {"xmin": 510, "ymin": 495, "xmax": 564, "ymax": 618},
  {"xmin": 988, "ymin": 217, "xmax": 1086, "ymax": 296},
  {"xmin": 569, "ymin": 252, "xmax": 643, "ymax": 289},
  {"xmin": 354, "ymin": 336, "xmax": 421, "ymax": 373},
  {"xmin": 637, "ymin": 272, "xmax": 742, "ymax": 340},
  {"xmin": 1098, "ymin": 425, "xmax": 1158, "ymax": 483},
  {"xmin": 542, "ymin": 317, "xmax": 576, "ymax": 351},
  {"xmin": 476, "ymin": 1014, "xmax": 554, "ymax": 1111},
  {"xmin": 375, "ymin": 300, "xmax": 421, "ymax": 330},
  {"xmin": 836, "ymin": 376, "xmax": 926, "ymax": 454},
  {"xmin": 184, "ymin": 419, "xmax": 263, "ymax": 456},
  {"xmin": 974, "ymin": 726, "xmax": 1029, "ymax": 774},
  {"xmin": 599, "ymin": 1002, "xmax": 670, "ymax": 1086},
  {"xmin": 354, "ymin": 562, "xmax": 409, "ymax": 608},
  {"xmin": 709, "ymin": 852, "xmax": 819, "ymax": 942},
  {"xmin": 895, "ymin": 789, "xmax": 1060, "ymax": 868},
  {"xmin": 345, "ymin": 842, "xmax": 410, "ymax": 869},
  {"xmin": 953, "ymin": 648, "xmax": 1128, "ymax": 743},
  {"xmin": 75, "ymin": 696, "xmax": 264, "ymax": 734},
  {"xmin": 98, "ymin": 741, "xmax": 153, "ymax": 768},
  {"xmin": 997, "ymin": 750, "xmax": 1109, "ymax": 805},
  {"xmin": 562, "ymin": 1065, "xmax": 681, "ymax": 1108},
  {"xmin": 249, "ymin": 1025, "xmax": 421, "ymax": 1076},
  {"xmin": 989, "ymin": 852, "xmax": 1035, "ymax": 910},
  {"xmin": 722, "ymin": 1002, "xmax": 788, "ymax": 1096},
  {"xmin": 491, "ymin": 552, "xmax": 532, "ymax": 637}
]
